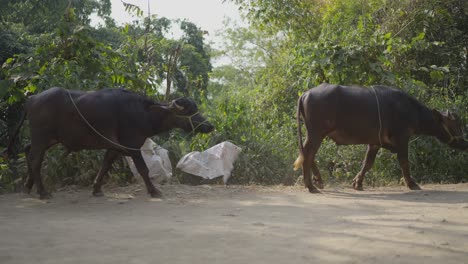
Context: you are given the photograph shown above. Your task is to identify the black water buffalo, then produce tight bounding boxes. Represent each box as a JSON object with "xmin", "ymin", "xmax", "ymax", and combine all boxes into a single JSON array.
[
  {"xmin": 6, "ymin": 87, "xmax": 214, "ymax": 199},
  {"xmin": 293, "ymin": 83, "xmax": 467, "ymax": 193}
]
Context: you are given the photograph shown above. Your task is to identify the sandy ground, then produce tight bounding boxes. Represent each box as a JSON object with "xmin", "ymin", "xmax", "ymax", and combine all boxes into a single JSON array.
[{"xmin": 1, "ymin": 183, "xmax": 468, "ymax": 264}]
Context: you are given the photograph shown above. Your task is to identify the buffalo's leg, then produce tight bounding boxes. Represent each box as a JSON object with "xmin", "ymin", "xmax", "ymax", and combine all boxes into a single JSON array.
[
  {"xmin": 396, "ymin": 143, "xmax": 421, "ymax": 190},
  {"xmin": 23, "ymin": 144, "xmax": 35, "ymax": 193},
  {"xmin": 92, "ymin": 149, "xmax": 120, "ymax": 197},
  {"xmin": 302, "ymin": 135, "xmax": 323, "ymax": 192},
  {"xmin": 131, "ymin": 152, "xmax": 162, "ymax": 198},
  {"xmin": 353, "ymin": 144, "xmax": 380, "ymax": 190},
  {"xmin": 27, "ymin": 144, "xmax": 51, "ymax": 199},
  {"xmin": 311, "ymin": 162, "xmax": 324, "ymax": 189}
]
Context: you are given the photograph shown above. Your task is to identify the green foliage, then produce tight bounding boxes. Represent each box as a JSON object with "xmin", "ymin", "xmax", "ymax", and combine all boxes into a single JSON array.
[
  {"xmin": 0, "ymin": 0, "xmax": 111, "ymax": 33},
  {"xmin": 0, "ymin": 155, "xmax": 27, "ymax": 193}
]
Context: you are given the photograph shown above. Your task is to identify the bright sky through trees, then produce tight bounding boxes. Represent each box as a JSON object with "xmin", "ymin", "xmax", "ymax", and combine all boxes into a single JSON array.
[{"xmin": 102, "ymin": 0, "xmax": 244, "ymax": 42}]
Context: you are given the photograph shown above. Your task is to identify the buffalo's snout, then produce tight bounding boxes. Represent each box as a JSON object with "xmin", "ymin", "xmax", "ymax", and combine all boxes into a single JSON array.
[
  {"xmin": 200, "ymin": 122, "xmax": 215, "ymax": 133},
  {"xmin": 195, "ymin": 119, "xmax": 215, "ymax": 133}
]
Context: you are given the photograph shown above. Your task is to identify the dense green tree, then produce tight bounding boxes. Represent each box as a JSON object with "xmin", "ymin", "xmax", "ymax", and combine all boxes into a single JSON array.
[
  {"xmin": 0, "ymin": 0, "xmax": 111, "ymax": 32},
  {"xmin": 178, "ymin": 21, "xmax": 212, "ymax": 96}
]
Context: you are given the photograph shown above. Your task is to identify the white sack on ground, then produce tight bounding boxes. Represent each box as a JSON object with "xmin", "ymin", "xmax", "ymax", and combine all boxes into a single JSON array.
[
  {"xmin": 125, "ymin": 138, "xmax": 172, "ymax": 183},
  {"xmin": 176, "ymin": 141, "xmax": 242, "ymax": 184}
]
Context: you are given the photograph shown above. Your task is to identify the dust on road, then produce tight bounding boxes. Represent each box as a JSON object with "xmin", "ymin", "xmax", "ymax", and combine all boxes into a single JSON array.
[{"xmin": 1, "ymin": 183, "xmax": 468, "ymax": 264}]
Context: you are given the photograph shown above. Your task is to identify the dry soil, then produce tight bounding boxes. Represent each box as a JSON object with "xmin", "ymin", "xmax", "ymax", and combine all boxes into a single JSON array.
[{"xmin": 1, "ymin": 183, "xmax": 468, "ymax": 264}]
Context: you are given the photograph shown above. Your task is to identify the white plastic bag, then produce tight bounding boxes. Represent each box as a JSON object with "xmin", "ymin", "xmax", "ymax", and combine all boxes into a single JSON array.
[
  {"xmin": 125, "ymin": 138, "xmax": 172, "ymax": 183},
  {"xmin": 176, "ymin": 141, "xmax": 242, "ymax": 184}
]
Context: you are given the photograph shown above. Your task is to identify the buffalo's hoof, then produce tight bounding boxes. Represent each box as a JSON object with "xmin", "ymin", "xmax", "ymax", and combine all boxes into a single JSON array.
[
  {"xmin": 149, "ymin": 189, "xmax": 163, "ymax": 198},
  {"xmin": 23, "ymin": 186, "xmax": 32, "ymax": 194},
  {"xmin": 39, "ymin": 192, "xmax": 52, "ymax": 200},
  {"xmin": 92, "ymin": 191, "xmax": 104, "ymax": 197},
  {"xmin": 313, "ymin": 179, "xmax": 325, "ymax": 189},
  {"xmin": 352, "ymin": 181, "xmax": 363, "ymax": 191},
  {"xmin": 408, "ymin": 182, "xmax": 421, "ymax": 190},
  {"xmin": 308, "ymin": 186, "xmax": 321, "ymax": 193}
]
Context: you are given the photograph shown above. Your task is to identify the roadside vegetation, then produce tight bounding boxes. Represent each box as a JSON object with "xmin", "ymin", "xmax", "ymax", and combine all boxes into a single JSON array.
[{"xmin": 1, "ymin": 0, "xmax": 466, "ymax": 193}]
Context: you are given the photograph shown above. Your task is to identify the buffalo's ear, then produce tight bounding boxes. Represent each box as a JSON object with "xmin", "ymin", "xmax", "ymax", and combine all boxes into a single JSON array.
[{"xmin": 432, "ymin": 109, "xmax": 443, "ymax": 123}]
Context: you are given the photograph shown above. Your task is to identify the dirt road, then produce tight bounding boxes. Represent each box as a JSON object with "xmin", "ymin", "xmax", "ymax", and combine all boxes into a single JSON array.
[{"xmin": 1, "ymin": 183, "xmax": 468, "ymax": 264}]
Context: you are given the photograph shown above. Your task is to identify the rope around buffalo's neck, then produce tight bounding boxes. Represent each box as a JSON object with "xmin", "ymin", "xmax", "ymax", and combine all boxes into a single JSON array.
[
  {"xmin": 369, "ymin": 87, "xmax": 463, "ymax": 146},
  {"xmin": 68, "ymin": 90, "xmax": 143, "ymax": 151},
  {"xmin": 67, "ymin": 90, "xmax": 201, "ymax": 151},
  {"xmin": 442, "ymin": 123, "xmax": 463, "ymax": 144},
  {"xmin": 371, "ymin": 86, "xmax": 383, "ymax": 146}
]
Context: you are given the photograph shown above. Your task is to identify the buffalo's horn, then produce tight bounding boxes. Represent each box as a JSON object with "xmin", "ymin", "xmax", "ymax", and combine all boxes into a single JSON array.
[
  {"xmin": 172, "ymin": 100, "xmax": 184, "ymax": 111},
  {"xmin": 443, "ymin": 109, "xmax": 450, "ymax": 117},
  {"xmin": 448, "ymin": 111, "xmax": 455, "ymax": 121}
]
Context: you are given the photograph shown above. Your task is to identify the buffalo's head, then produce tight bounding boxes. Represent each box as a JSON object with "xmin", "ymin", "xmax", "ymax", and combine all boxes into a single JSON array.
[
  {"xmin": 433, "ymin": 109, "xmax": 468, "ymax": 151},
  {"xmin": 152, "ymin": 98, "xmax": 214, "ymax": 134}
]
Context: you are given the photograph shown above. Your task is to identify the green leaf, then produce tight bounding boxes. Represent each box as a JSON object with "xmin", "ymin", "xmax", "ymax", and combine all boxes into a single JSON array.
[
  {"xmin": 413, "ymin": 32, "xmax": 425, "ymax": 41},
  {"xmin": 25, "ymin": 84, "xmax": 37, "ymax": 93},
  {"xmin": 430, "ymin": 71, "xmax": 444, "ymax": 81}
]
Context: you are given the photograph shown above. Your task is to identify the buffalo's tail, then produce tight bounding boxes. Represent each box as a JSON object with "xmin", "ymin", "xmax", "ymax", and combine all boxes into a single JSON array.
[
  {"xmin": 293, "ymin": 95, "xmax": 305, "ymax": 171},
  {"xmin": 1, "ymin": 111, "xmax": 26, "ymax": 160}
]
